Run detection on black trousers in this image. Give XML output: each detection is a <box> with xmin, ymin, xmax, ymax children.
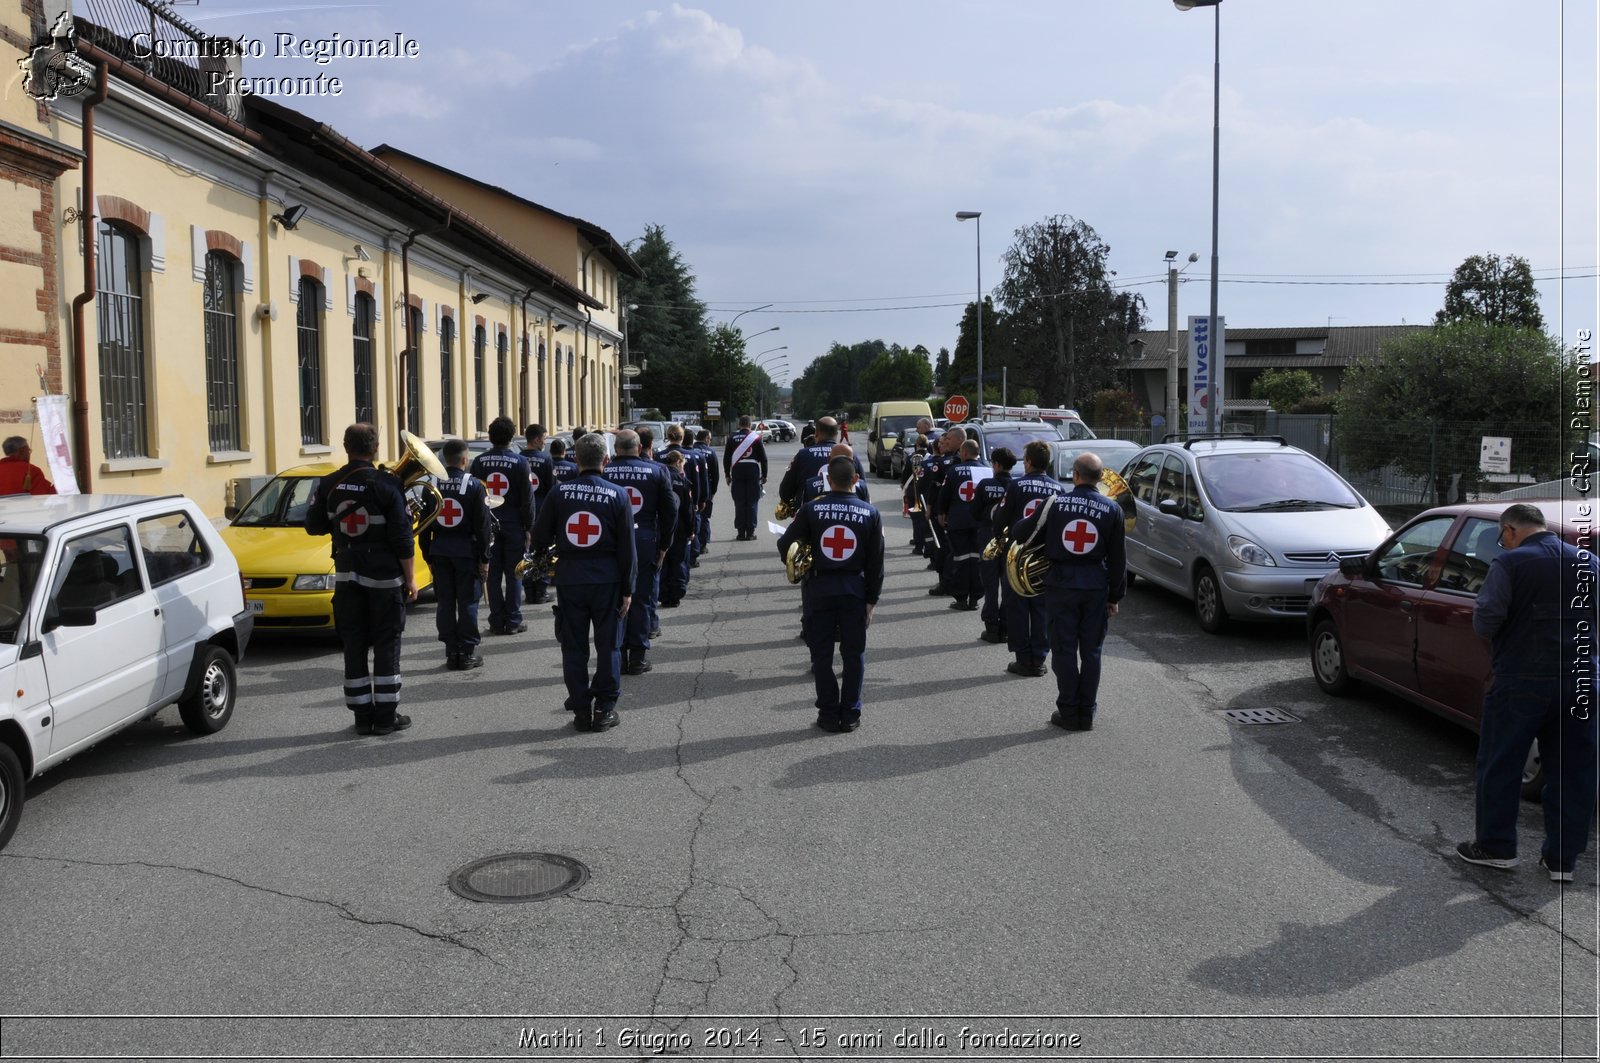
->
<box><xmin>333</xmin><ymin>582</ymin><xmax>406</xmax><ymax>724</ymax></box>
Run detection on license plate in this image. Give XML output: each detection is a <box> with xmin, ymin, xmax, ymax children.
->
<box><xmin>248</xmin><ymin>600</ymin><xmax>266</xmax><ymax>615</ymax></box>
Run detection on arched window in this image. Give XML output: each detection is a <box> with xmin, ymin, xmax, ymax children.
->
<box><xmin>439</xmin><ymin>314</ymin><xmax>455</xmax><ymax>434</ymax></box>
<box><xmin>497</xmin><ymin>327</ymin><xmax>508</xmax><ymax>418</ymax></box>
<box><xmin>202</xmin><ymin>250</ymin><xmax>241</xmax><ymax>453</ymax></box>
<box><xmin>352</xmin><ymin>291</ymin><xmax>375</xmax><ymax>425</ymax></box>
<box><xmin>297</xmin><ymin>277</ymin><xmax>324</xmax><ymax>445</ymax></box>
<box><xmin>474</xmin><ymin>324</ymin><xmax>487</xmax><ymax>433</ymax></box>
<box><xmin>97</xmin><ymin>222</ymin><xmax>148</xmax><ymax>458</ymax></box>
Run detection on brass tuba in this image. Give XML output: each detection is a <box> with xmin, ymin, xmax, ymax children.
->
<box><xmin>515</xmin><ymin>547</ymin><xmax>556</xmax><ymax>582</ymax></box>
<box><xmin>784</xmin><ymin>541</ymin><xmax>813</xmax><ymax>584</ymax></box>
<box><xmin>384</xmin><ymin>430</ymin><xmax>448</xmax><ymax>532</ymax></box>
<box><xmin>1100</xmin><ymin>467</ymin><xmax>1137</xmax><ymax>535</ymax></box>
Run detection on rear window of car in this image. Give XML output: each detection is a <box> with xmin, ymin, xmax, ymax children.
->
<box><xmin>137</xmin><ymin>511</ymin><xmax>212</xmax><ymax>586</ymax></box>
<box><xmin>982</xmin><ymin>428</ymin><xmax>1061</xmax><ymax>457</ymax></box>
<box><xmin>1196</xmin><ymin>451</ymin><xmax>1363</xmax><ymax>511</ymax></box>
<box><xmin>878</xmin><ymin>416</ymin><xmax>922</xmax><ymax>439</ymax></box>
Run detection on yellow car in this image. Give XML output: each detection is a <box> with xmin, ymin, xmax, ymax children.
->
<box><xmin>219</xmin><ymin>463</ymin><xmax>433</xmax><ymax>633</ymax></box>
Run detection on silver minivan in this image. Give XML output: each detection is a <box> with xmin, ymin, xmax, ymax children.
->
<box><xmin>1123</xmin><ymin>437</ymin><xmax>1390</xmax><ymax>632</ymax></box>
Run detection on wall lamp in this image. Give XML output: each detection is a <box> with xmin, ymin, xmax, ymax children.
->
<box><xmin>470</xmin><ymin>292</ymin><xmax>491</xmax><ymax>305</ymax></box>
<box><xmin>272</xmin><ymin>204</ymin><xmax>308</xmax><ymax>231</ymax></box>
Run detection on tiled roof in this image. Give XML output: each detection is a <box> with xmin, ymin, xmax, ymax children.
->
<box><xmin>1124</xmin><ymin>324</ymin><xmax>1430</xmax><ymax>370</ymax></box>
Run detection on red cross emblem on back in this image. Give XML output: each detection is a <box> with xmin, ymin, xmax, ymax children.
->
<box><xmin>566</xmin><ymin>511</ymin><xmax>602</xmax><ymax>547</ymax></box>
<box><xmin>529</xmin><ymin>472</ymin><xmax>541</xmax><ymax>492</ymax></box>
<box><xmin>485</xmin><ymin>472</ymin><xmax>511</xmax><ymax>497</ymax></box>
<box><xmin>958</xmin><ymin>480</ymin><xmax>977</xmax><ymax>503</ymax></box>
<box><xmin>437</xmin><ymin>498</ymin><xmax>464</xmax><ymax>528</ymax></box>
<box><xmin>337</xmin><ymin>503</ymin><xmax>368</xmax><ymax>538</ymax></box>
<box><xmin>1023</xmin><ymin>498</ymin><xmax>1043</xmax><ymax>519</ymax></box>
<box><xmin>626</xmin><ymin>486</ymin><xmax>643</xmax><ymax>513</ymax></box>
<box><xmin>1062</xmin><ymin>519</ymin><xmax>1099</xmax><ymax>555</ymax></box>
<box><xmin>820</xmin><ymin>524</ymin><xmax>858</xmax><ymax>561</ymax></box>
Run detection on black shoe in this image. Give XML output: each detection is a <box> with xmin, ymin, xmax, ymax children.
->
<box><xmin>927</xmin><ymin>585</ymin><xmax>948</xmax><ymax>596</ymax></box>
<box><xmin>690</xmin><ymin>558</ymin><xmax>700</xmax><ymax>568</ymax></box>
<box><xmin>1456</xmin><ymin>841</ymin><xmax>1519</xmax><ymax>870</ymax></box>
<box><xmin>574</xmin><ymin>705</ymin><xmax>594</xmax><ymax>731</ymax></box>
<box><xmin>353</xmin><ymin>718</ymin><xmax>375</xmax><ymax>736</ymax></box>
<box><xmin>622</xmin><ymin>656</ymin><xmax>653</xmax><ymax>676</ymax></box>
<box><xmin>445</xmin><ymin>655</ymin><xmax>462</xmax><ymax>671</ymax></box>
<box><xmin>925</xmin><ymin>562</ymin><xmax>940</xmax><ymax>571</ymax></box>
<box><xmin>590</xmin><ymin>707</ymin><xmax>620</xmax><ymax>732</ymax></box>
<box><xmin>948</xmin><ymin>598</ymin><xmax>978</xmax><ymax>611</ymax></box>
<box><xmin>529</xmin><ymin>592</ymin><xmax>550</xmax><ymax>605</ymax></box>
<box><xmin>460</xmin><ymin>652</ymin><xmax>483</xmax><ymax>670</ymax></box>
<box><xmin>1050</xmin><ymin>710</ymin><xmax>1092</xmax><ymax>731</ymax></box>
<box><xmin>649</xmin><ymin>627</ymin><xmax>663</xmax><ymax>638</ymax></box>
<box><xmin>508</xmin><ymin>622</ymin><xmax>527</xmax><ymax>634</ymax></box>
<box><xmin>371</xmin><ymin>714</ymin><xmax>412</xmax><ymax>736</ymax></box>
<box><xmin>1006</xmin><ymin>660</ymin><xmax>1047</xmax><ymax>678</ymax></box>
<box><xmin>980</xmin><ymin>625</ymin><xmax>1006</xmax><ymax>644</ymax></box>
<box><xmin>1539</xmin><ymin>855</ymin><xmax>1575</xmax><ymax>883</ymax></box>
<box><xmin>662</xmin><ymin>599</ymin><xmax>680</xmax><ymax>608</ymax></box>
<box><xmin>816</xmin><ymin>715</ymin><xmax>858</xmax><ymax>733</ymax></box>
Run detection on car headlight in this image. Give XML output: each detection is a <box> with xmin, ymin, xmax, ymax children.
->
<box><xmin>1227</xmin><ymin>535</ymin><xmax>1277</xmax><ymax>567</ymax></box>
<box><xmin>292</xmin><ymin>574</ymin><xmax>336</xmax><ymax>591</ymax></box>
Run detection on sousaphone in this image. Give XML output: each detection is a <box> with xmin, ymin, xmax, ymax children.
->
<box><xmin>384</xmin><ymin>430</ymin><xmax>448</xmax><ymax>532</ymax></box>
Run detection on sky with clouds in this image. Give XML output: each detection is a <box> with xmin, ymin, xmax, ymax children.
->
<box><xmin>198</xmin><ymin>0</ymin><xmax>1598</xmax><ymax>387</ymax></box>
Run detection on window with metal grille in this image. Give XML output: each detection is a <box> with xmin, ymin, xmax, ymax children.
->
<box><xmin>439</xmin><ymin>314</ymin><xmax>455</xmax><ymax>434</ymax></box>
<box><xmin>474</xmin><ymin>324</ymin><xmax>486</xmax><ymax>433</ymax></box>
<box><xmin>202</xmin><ymin>250</ymin><xmax>241</xmax><ymax>453</ymax></box>
<box><xmin>405</xmin><ymin>306</ymin><xmax>422</xmax><ymax>435</ymax></box>
<box><xmin>353</xmin><ymin>291</ymin><xmax>375</xmax><ymax>425</ymax></box>
<box><xmin>497</xmin><ymin>328</ymin><xmax>508</xmax><ymax>418</ymax></box>
<box><xmin>297</xmin><ymin>277</ymin><xmax>324</xmax><ymax>445</ymax></box>
<box><xmin>96</xmin><ymin>222</ymin><xmax>148</xmax><ymax>459</ymax></box>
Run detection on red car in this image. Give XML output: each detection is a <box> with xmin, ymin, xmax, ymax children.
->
<box><xmin>1307</xmin><ymin>499</ymin><xmax>1592</xmax><ymax>791</ymax></box>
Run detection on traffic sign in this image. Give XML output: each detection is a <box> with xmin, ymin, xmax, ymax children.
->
<box><xmin>706</xmin><ymin>400</ymin><xmax>722</xmax><ymax>411</ymax></box>
<box><xmin>622</xmin><ymin>383</ymin><xmax>643</xmax><ymax>390</ymax></box>
<box><xmin>944</xmin><ymin>394</ymin><xmax>970</xmax><ymax>423</ymax></box>
<box><xmin>621</xmin><ymin>364</ymin><xmax>642</xmax><ymax>378</ymax></box>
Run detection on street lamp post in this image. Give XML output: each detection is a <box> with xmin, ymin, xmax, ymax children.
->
<box><xmin>1175</xmin><ymin>0</ymin><xmax>1223</xmax><ymax>436</ymax></box>
<box><xmin>956</xmin><ymin>211</ymin><xmax>982</xmax><ymax>412</ymax></box>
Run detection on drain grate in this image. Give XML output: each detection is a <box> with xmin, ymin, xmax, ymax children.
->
<box><xmin>448</xmin><ymin>853</ymin><xmax>589</xmax><ymax>903</ymax></box>
<box><xmin>1223</xmin><ymin>707</ymin><xmax>1300</xmax><ymax>725</ymax></box>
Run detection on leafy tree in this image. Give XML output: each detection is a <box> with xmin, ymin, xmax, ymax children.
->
<box><xmin>946</xmin><ymin>297</ymin><xmax>1003</xmax><ymax>400</ymax></box>
<box><xmin>1251</xmin><ymin>368</ymin><xmax>1320</xmax><ymax>412</ymax></box>
<box><xmin>859</xmin><ymin>346</ymin><xmax>934</xmax><ymax>405</ymax></box>
<box><xmin>791</xmin><ymin>339</ymin><xmax>888</xmax><ymax>417</ymax></box>
<box><xmin>1083</xmin><ymin>388</ymin><xmax>1141</xmax><ymax>428</ymax></box>
<box><xmin>1435</xmin><ymin>253</ymin><xmax>1543</xmax><ymax>330</ymax></box>
<box><xmin>993</xmin><ymin>216</ymin><xmax>1146</xmax><ymax>407</ymax></box>
<box><xmin>934</xmin><ymin>347</ymin><xmax>951</xmax><ymax>392</ymax></box>
<box><xmin>620</xmin><ymin>225</ymin><xmax>711</xmax><ymax>415</ymax></box>
<box><xmin>1335</xmin><ymin>321</ymin><xmax>1571</xmax><ymax>504</ymax></box>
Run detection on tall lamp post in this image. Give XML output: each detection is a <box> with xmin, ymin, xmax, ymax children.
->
<box><xmin>755</xmin><ymin>348</ymin><xmax>788</xmax><ymax>419</ymax></box>
<box><xmin>725</xmin><ymin>305</ymin><xmax>773</xmax><ymax>427</ymax></box>
<box><xmin>956</xmin><ymin>211</ymin><xmax>983</xmax><ymax>412</ymax></box>
<box><xmin>1175</xmin><ymin>0</ymin><xmax>1222</xmax><ymax>436</ymax></box>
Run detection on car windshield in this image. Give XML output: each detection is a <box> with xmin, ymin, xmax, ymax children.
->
<box><xmin>983</xmin><ymin>428</ymin><xmax>1062</xmax><ymax>456</ymax></box>
<box><xmin>878</xmin><ymin>416</ymin><xmax>922</xmax><ymax>439</ymax></box>
<box><xmin>233</xmin><ymin>475</ymin><xmax>322</xmax><ymax>527</ymax></box>
<box><xmin>0</xmin><ymin>535</ymin><xmax>47</xmax><ymax>644</ymax></box>
<box><xmin>1196</xmin><ymin>452</ymin><xmax>1363</xmax><ymax>511</ymax></box>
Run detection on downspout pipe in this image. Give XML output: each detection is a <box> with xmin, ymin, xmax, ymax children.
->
<box><xmin>517</xmin><ymin>288</ymin><xmax>535</xmax><ymax>428</ymax></box>
<box><xmin>399</xmin><ymin>214</ymin><xmax>452</xmax><ymax>438</ymax></box>
<box><xmin>69</xmin><ymin>62</ymin><xmax>110</xmax><ymax>494</ymax></box>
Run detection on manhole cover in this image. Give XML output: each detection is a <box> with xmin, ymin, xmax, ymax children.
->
<box><xmin>448</xmin><ymin>853</ymin><xmax>588</xmax><ymax>903</ymax></box>
<box><xmin>1223</xmin><ymin>707</ymin><xmax>1300</xmax><ymax>725</ymax></box>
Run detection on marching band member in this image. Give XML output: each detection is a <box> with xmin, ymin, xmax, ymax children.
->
<box><xmin>603</xmin><ymin>430</ymin><xmax>679</xmax><ymax>675</ymax></box>
<box><xmin>997</xmin><ymin>440</ymin><xmax>1068</xmax><ymax>678</ymax></box>
<box><xmin>723</xmin><ymin>415</ymin><xmax>769</xmax><ymax>540</ymax></box>
<box><xmin>419</xmin><ymin>439</ymin><xmax>491</xmax><ymax>670</ymax></box>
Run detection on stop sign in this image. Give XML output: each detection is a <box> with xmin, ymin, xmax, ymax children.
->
<box><xmin>944</xmin><ymin>394</ymin><xmax>970</xmax><ymax>423</ymax></box>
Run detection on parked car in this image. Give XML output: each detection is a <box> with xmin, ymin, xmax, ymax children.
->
<box><xmin>0</xmin><ymin>494</ymin><xmax>253</xmax><ymax>850</ymax></box>
<box><xmin>769</xmin><ymin>420</ymin><xmax>797</xmax><ymax>442</ymax></box>
<box><xmin>1123</xmin><ymin>436</ymin><xmax>1391</xmax><ymax>632</ymax></box>
<box><xmin>1307</xmin><ymin>499</ymin><xmax>1590</xmax><ymax>799</ymax></box>
<box><xmin>1054</xmin><ymin>439</ymin><xmax>1143</xmax><ymax>481</ymax></box>
<box><xmin>425</xmin><ymin>436</ymin><xmax>493</xmax><ymax>466</ymax></box>
<box><xmin>220</xmin><ymin>464</ymin><xmax>435</xmax><ymax>632</ymax></box>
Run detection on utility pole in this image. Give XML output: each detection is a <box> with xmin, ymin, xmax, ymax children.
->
<box><xmin>1166</xmin><ymin>259</ymin><xmax>1180</xmax><ymax>435</ymax></box>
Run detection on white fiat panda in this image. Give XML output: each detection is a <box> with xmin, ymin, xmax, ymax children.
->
<box><xmin>0</xmin><ymin>494</ymin><xmax>253</xmax><ymax>850</ymax></box>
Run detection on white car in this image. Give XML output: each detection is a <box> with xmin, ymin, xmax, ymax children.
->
<box><xmin>0</xmin><ymin>494</ymin><xmax>253</xmax><ymax>850</ymax></box>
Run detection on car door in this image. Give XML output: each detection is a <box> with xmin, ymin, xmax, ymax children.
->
<box><xmin>1412</xmin><ymin>516</ymin><xmax>1499</xmax><ymax>727</ymax></box>
<box><xmin>135</xmin><ymin>510</ymin><xmax>217</xmax><ymax>704</ymax></box>
<box><xmin>1124</xmin><ymin>453</ymin><xmax>1163</xmax><ymax>579</ymax></box>
<box><xmin>1340</xmin><ymin>515</ymin><xmax>1457</xmax><ymax>695</ymax></box>
<box><xmin>1140</xmin><ymin>454</ymin><xmax>1194</xmax><ymax>579</ymax></box>
<box><xmin>43</xmin><ymin>523</ymin><xmax>166</xmax><ymax>756</ymax></box>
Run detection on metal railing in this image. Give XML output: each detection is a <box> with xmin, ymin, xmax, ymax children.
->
<box><xmin>78</xmin><ymin>0</ymin><xmax>234</xmax><ymax>111</ymax></box>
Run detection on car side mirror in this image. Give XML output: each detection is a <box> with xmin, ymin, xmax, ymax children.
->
<box><xmin>224</xmin><ymin>505</ymin><xmax>238</xmax><ymax>520</ymax></box>
<box><xmin>867</xmin><ymin>431</ymin><xmax>878</xmax><ymax>443</ymax></box>
<box><xmin>1158</xmin><ymin>498</ymin><xmax>1182</xmax><ymax>516</ymax></box>
<box><xmin>44</xmin><ymin>605</ymin><xmax>97</xmax><ymax>632</ymax></box>
<box><xmin>1339</xmin><ymin>555</ymin><xmax>1369</xmax><ymax>579</ymax></box>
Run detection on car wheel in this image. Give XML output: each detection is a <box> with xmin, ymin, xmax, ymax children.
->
<box><xmin>1310</xmin><ymin>619</ymin><xmax>1352</xmax><ymax>695</ymax></box>
<box><xmin>1194</xmin><ymin>564</ymin><xmax>1229</xmax><ymax>633</ymax></box>
<box><xmin>1522</xmin><ymin>741</ymin><xmax>1544</xmax><ymax>802</ymax></box>
<box><xmin>178</xmin><ymin>645</ymin><xmax>237</xmax><ymax>735</ymax></box>
<box><xmin>0</xmin><ymin>742</ymin><xmax>23</xmax><ymax>851</ymax></box>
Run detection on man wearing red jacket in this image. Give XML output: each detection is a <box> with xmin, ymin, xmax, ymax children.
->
<box><xmin>0</xmin><ymin>437</ymin><xmax>55</xmax><ymax>496</ymax></box>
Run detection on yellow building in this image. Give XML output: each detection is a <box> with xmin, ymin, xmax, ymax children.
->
<box><xmin>2</xmin><ymin>0</ymin><xmax>634</xmax><ymax>517</ymax></box>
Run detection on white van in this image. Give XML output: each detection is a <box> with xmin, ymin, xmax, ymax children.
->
<box><xmin>866</xmin><ymin>400</ymin><xmax>934</xmax><ymax>478</ymax></box>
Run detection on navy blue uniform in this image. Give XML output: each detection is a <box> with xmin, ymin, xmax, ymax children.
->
<box><xmin>662</xmin><ymin>442</ymin><xmax>705</xmax><ymax>565</ymax></box>
<box><xmin>530</xmin><ymin>472</ymin><xmax>638</xmax><ymax>722</ymax></box>
<box><xmin>1000</xmin><ymin>470</ymin><xmax>1069</xmax><ymax>668</ymax></box>
<box><xmin>723</xmin><ymin>429</ymin><xmax>769</xmax><ymax>537</ymax></box>
<box><xmin>603</xmin><ymin>455</ymin><xmax>680</xmax><ymax>664</ymax></box>
<box><xmin>920</xmin><ymin>450</ymin><xmax>957</xmax><ymax>579</ymax></box>
<box><xmin>1023</xmin><ymin>483</ymin><xmax>1127</xmax><ymax>725</ymax></box>
<box><xmin>659</xmin><ymin>467</ymin><xmax>695</xmax><ymax>606</ymax></box>
<box><xmin>976</xmin><ymin>470</ymin><xmax>1011</xmax><ymax>633</ymax></box>
<box><xmin>470</xmin><ymin>446</ymin><xmax>534</xmax><ymax>632</ymax></box>
<box><xmin>419</xmin><ymin>467</ymin><xmax>491</xmax><ymax>663</ymax></box>
<box><xmin>306</xmin><ymin>460</ymin><xmax>414</xmax><ymax>728</ymax></box>
<box><xmin>696</xmin><ymin>439</ymin><xmax>719</xmax><ymax>551</ymax></box>
<box><xmin>552</xmin><ymin>456</ymin><xmax>579</xmax><ymax>483</ymax></box>
<box><xmin>779</xmin><ymin>442</ymin><xmax>863</xmax><ymax>509</ymax></box>
<box><xmin>905</xmin><ymin>454</ymin><xmax>930</xmax><ymax>553</ymax></box>
<box><xmin>805</xmin><ymin>472</ymin><xmax>869</xmax><ymax>503</ymax></box>
<box><xmin>938</xmin><ymin>459</ymin><xmax>989</xmax><ymax>607</ymax></box>
<box><xmin>520</xmin><ymin>446</ymin><xmax>557</xmax><ymax>603</ymax></box>
<box><xmin>777</xmin><ymin>491</ymin><xmax>885</xmax><ymax>730</ymax></box>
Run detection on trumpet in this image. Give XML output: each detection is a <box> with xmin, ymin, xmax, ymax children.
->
<box><xmin>384</xmin><ymin>429</ymin><xmax>448</xmax><ymax>532</ymax></box>
<box><xmin>784</xmin><ymin>541</ymin><xmax>814</xmax><ymax>584</ymax></box>
<box><xmin>515</xmin><ymin>547</ymin><xmax>556</xmax><ymax>582</ymax></box>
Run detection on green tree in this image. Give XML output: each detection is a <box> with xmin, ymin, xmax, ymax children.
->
<box><xmin>859</xmin><ymin>346</ymin><xmax>934</xmax><ymax>405</ymax></box>
<box><xmin>946</xmin><ymin>297</ymin><xmax>1002</xmax><ymax>401</ymax></box>
<box><xmin>934</xmin><ymin>347</ymin><xmax>951</xmax><ymax>392</ymax></box>
<box><xmin>993</xmin><ymin>216</ymin><xmax>1146</xmax><ymax>407</ymax></box>
<box><xmin>620</xmin><ymin>225</ymin><xmax>710</xmax><ymax>415</ymax></box>
<box><xmin>1335</xmin><ymin>322</ymin><xmax>1571</xmax><ymax>504</ymax></box>
<box><xmin>791</xmin><ymin>339</ymin><xmax>892</xmax><ymax>417</ymax></box>
<box><xmin>1084</xmin><ymin>388</ymin><xmax>1140</xmax><ymax>428</ymax></box>
<box><xmin>1435</xmin><ymin>253</ymin><xmax>1543</xmax><ymax>330</ymax></box>
<box><xmin>1251</xmin><ymin>368</ymin><xmax>1320</xmax><ymax>412</ymax></box>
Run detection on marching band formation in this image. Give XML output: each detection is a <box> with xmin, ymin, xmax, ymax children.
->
<box><xmin>310</xmin><ymin>413</ymin><xmax>1128</xmax><ymax>737</ymax></box>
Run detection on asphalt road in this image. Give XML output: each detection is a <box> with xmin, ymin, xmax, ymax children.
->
<box><xmin>1</xmin><ymin>441</ymin><xmax>1594</xmax><ymax>1062</ymax></box>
